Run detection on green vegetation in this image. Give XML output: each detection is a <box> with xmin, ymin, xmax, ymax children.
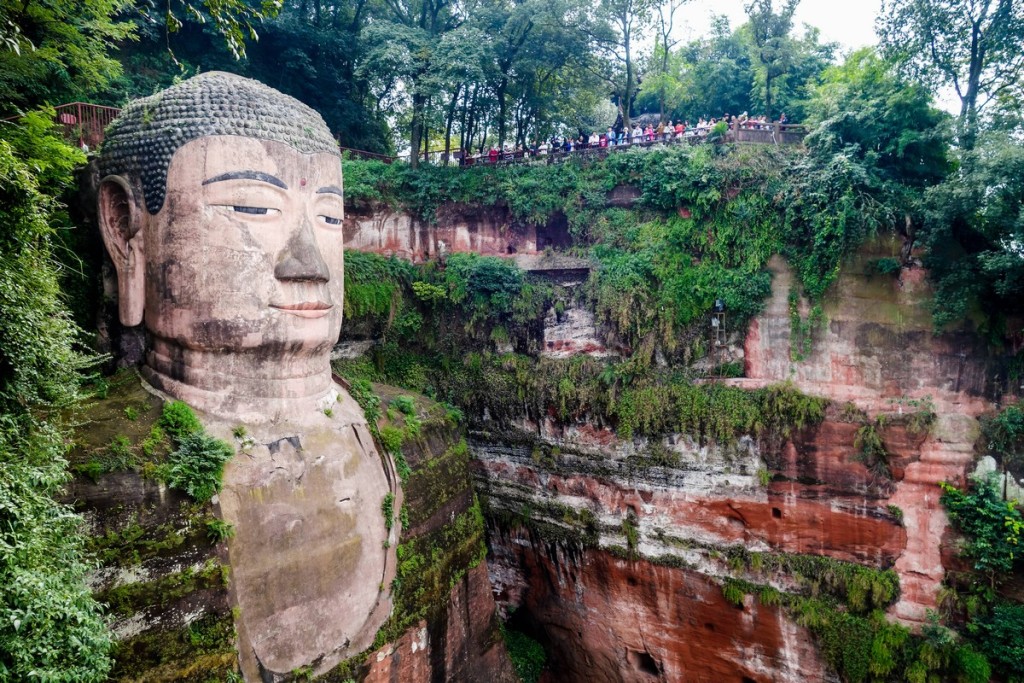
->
<box><xmin>159</xmin><ymin>400</ymin><xmax>205</xmax><ymax>441</ymax></box>
<box><xmin>0</xmin><ymin>109</ymin><xmax>110</xmax><ymax>678</ymax></box>
<box><xmin>382</xmin><ymin>492</ymin><xmax>395</xmax><ymax>533</ymax></box>
<box><xmin>941</xmin><ymin>475</ymin><xmax>1023</xmax><ymax>584</ymax></box>
<box><xmin>339</xmin><ymin>324</ymin><xmax>827</xmax><ymax>448</ymax></box>
<box><xmin>205</xmin><ymin>518</ymin><xmax>236</xmax><ymax>543</ymax></box>
<box><xmin>981</xmin><ymin>399</ymin><xmax>1024</xmax><ymax>486</ymax></box>
<box><xmin>854</xmin><ymin>424</ymin><xmax>891</xmax><ymax>479</ymax></box>
<box><xmin>100</xmin><ymin>558</ymin><xmax>228</xmax><ymax>617</ymax></box>
<box><xmin>970</xmin><ymin>602</ymin><xmax>1024</xmax><ymax>680</ymax></box>
<box><xmin>939</xmin><ymin>474</ymin><xmax>1024</xmax><ymax>682</ymax></box>
<box><xmin>108</xmin><ymin>612</ymin><xmax>238</xmax><ymax>681</ymax></box>
<box><xmin>723</xmin><ymin>580</ymin><xmax>986</xmax><ymax>683</ymax></box>
<box><xmin>622</xmin><ymin>513</ymin><xmax>640</xmax><ymax>559</ymax></box>
<box><xmin>500</xmin><ymin>621</ymin><xmax>547</xmax><ymax>683</ymax></box>
<box><xmin>375</xmin><ymin>496</ymin><xmax>487</xmax><ymax>647</ymax></box>
<box><xmin>166</xmin><ymin>432</ymin><xmax>236</xmax><ymax>503</ymax></box>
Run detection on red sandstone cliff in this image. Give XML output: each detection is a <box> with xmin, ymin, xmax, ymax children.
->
<box><xmin>470</xmin><ymin>238</ymin><xmax>1004</xmax><ymax>681</ymax></box>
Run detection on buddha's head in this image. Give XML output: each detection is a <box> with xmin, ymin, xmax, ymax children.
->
<box><xmin>98</xmin><ymin>72</ymin><xmax>346</xmax><ymax>416</ymax></box>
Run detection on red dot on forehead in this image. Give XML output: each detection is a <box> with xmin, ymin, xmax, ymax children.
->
<box><xmin>300</xmin><ymin>178</ymin><xmax>307</xmax><ymax>187</ymax></box>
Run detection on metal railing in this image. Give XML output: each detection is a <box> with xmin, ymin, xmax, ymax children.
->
<box><xmin>410</xmin><ymin>121</ymin><xmax>808</xmax><ymax>168</ymax></box>
<box><xmin>53</xmin><ymin>102</ymin><xmax>121</xmax><ymax>150</ymax></box>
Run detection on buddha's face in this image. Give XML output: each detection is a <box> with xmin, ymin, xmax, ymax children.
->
<box><xmin>142</xmin><ymin>136</ymin><xmax>345</xmax><ymax>355</ymax></box>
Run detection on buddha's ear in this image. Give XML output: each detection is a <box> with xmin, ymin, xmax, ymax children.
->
<box><xmin>98</xmin><ymin>175</ymin><xmax>145</xmax><ymax>326</ymax></box>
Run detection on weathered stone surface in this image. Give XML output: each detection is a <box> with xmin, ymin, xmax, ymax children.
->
<box><xmin>489</xmin><ymin>527</ymin><xmax>832</xmax><ymax>683</ymax></box>
<box><xmin>731</xmin><ymin>244</ymin><xmax>1005</xmax><ymax>623</ymax></box>
<box><xmin>211</xmin><ymin>389</ymin><xmax>399</xmax><ymax>678</ymax></box>
<box><xmin>542</xmin><ymin>306</ymin><xmax>615</xmax><ymax>358</ymax></box>
<box><xmin>65</xmin><ymin>373</ymin><xmax>237</xmax><ymax>681</ymax></box>
<box><xmin>363</xmin><ymin>564</ymin><xmax>514</xmax><ymax>683</ymax></box>
<box><xmin>344</xmin><ymin>204</ymin><xmax>537</xmax><ymax>262</ymax></box>
<box><xmin>472</xmin><ymin>428</ymin><xmax>905</xmax><ymax>567</ymax></box>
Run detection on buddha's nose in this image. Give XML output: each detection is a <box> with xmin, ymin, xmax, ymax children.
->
<box><xmin>275</xmin><ymin>216</ymin><xmax>330</xmax><ymax>283</ymax></box>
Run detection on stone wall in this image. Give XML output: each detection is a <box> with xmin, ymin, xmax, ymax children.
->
<box><xmin>489</xmin><ymin>527</ymin><xmax>831</xmax><ymax>683</ymax></box>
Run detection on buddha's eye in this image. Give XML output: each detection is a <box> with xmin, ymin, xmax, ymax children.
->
<box><xmin>233</xmin><ymin>206</ymin><xmax>268</xmax><ymax>215</ymax></box>
<box><xmin>319</xmin><ymin>215</ymin><xmax>342</xmax><ymax>226</ymax></box>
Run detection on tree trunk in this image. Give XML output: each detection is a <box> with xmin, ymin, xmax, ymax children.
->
<box><xmin>459</xmin><ymin>85</ymin><xmax>472</xmax><ymax>151</ymax></box>
<box><xmin>444</xmin><ymin>84</ymin><xmax>461</xmax><ymax>166</ymax></box>
<box><xmin>497</xmin><ymin>84</ymin><xmax>508</xmax><ymax>149</ymax></box>
<box><xmin>409</xmin><ymin>93</ymin><xmax>425</xmax><ymax>169</ymax></box>
<box><xmin>623</xmin><ymin>22</ymin><xmax>633</xmax><ymax>131</ymax></box>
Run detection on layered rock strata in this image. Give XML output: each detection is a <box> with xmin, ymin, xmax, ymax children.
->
<box><xmin>735</xmin><ymin>248</ymin><xmax>1001</xmax><ymax>623</ymax></box>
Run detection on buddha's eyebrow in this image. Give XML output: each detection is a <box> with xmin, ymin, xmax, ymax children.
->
<box><xmin>202</xmin><ymin>171</ymin><xmax>288</xmax><ymax>189</ymax></box>
<box><xmin>316</xmin><ymin>185</ymin><xmax>344</xmax><ymax>198</ymax></box>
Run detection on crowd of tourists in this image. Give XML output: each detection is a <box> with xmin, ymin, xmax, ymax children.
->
<box><xmin>458</xmin><ymin>112</ymin><xmax>790</xmax><ymax>166</ymax></box>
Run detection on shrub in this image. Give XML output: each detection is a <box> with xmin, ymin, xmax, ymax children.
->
<box><xmin>940</xmin><ymin>474</ymin><xmax>1023</xmax><ymax>582</ymax></box>
<box><xmin>349</xmin><ymin>378</ymin><xmax>382</xmax><ymax>426</ymax></box>
<box><xmin>501</xmin><ymin>623</ymin><xmax>546</xmax><ymax>683</ymax></box>
<box><xmin>205</xmin><ymin>518</ymin><xmax>235</xmax><ymax>543</ymax></box>
<box><xmin>382</xmin><ymin>493</ymin><xmax>395</xmax><ymax>532</ymax></box>
<box><xmin>159</xmin><ymin>401</ymin><xmax>203</xmax><ymax>441</ymax></box>
<box><xmin>390</xmin><ymin>395</ymin><xmax>417</xmax><ymax>416</ymax></box>
<box><xmin>854</xmin><ymin>424</ymin><xmax>891</xmax><ymax>478</ymax></box>
<box><xmin>379</xmin><ymin>425</ymin><xmax>404</xmax><ymax>455</ymax></box>
<box><xmin>166</xmin><ymin>433</ymin><xmax>235</xmax><ymax>502</ymax></box>
<box><xmin>0</xmin><ymin>111</ymin><xmax>111</xmax><ymax>681</ymax></box>
<box><xmin>971</xmin><ymin>602</ymin><xmax>1024</xmax><ymax>679</ymax></box>
<box><xmin>412</xmin><ymin>281</ymin><xmax>447</xmax><ymax>303</ymax></box>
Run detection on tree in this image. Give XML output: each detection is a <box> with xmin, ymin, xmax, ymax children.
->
<box><xmin>779</xmin><ymin>49</ymin><xmax>950</xmax><ymax>303</ymax></box>
<box><xmin>878</xmin><ymin>0</ymin><xmax>1024</xmax><ymax>146</ymax></box>
<box><xmin>0</xmin><ymin>112</ymin><xmax>112</xmax><ymax>682</ymax></box>
<box><xmin>0</xmin><ymin>0</ymin><xmax>133</xmax><ymax>114</ymax></box>
<box><xmin>923</xmin><ymin>131</ymin><xmax>1024</xmax><ymax>331</ymax></box>
<box><xmin>650</xmin><ymin>0</ymin><xmax>689</xmax><ymax>122</ymax></box>
<box><xmin>941</xmin><ymin>475</ymin><xmax>1023</xmax><ymax>586</ymax></box>
<box><xmin>477</xmin><ymin>0</ymin><xmax>600</xmax><ymax>147</ymax></box>
<box><xmin>806</xmin><ymin>48</ymin><xmax>949</xmax><ymax>188</ymax></box>
<box><xmin>361</xmin><ymin>0</ymin><xmax>464</xmax><ymax>166</ymax></box>
<box><xmin>589</xmin><ymin>0</ymin><xmax>658</xmax><ymax>131</ymax></box>
<box><xmin>743</xmin><ymin>0</ymin><xmax>799</xmax><ymax>119</ymax></box>
<box><xmin>109</xmin><ymin>1</ymin><xmax>392</xmax><ymax>152</ymax></box>
<box><xmin>656</xmin><ymin>15</ymin><xmax>755</xmax><ymax>122</ymax></box>
<box><xmin>981</xmin><ymin>400</ymin><xmax>1024</xmax><ymax>498</ymax></box>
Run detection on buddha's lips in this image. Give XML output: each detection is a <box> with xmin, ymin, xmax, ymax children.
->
<box><xmin>270</xmin><ymin>301</ymin><xmax>333</xmax><ymax>318</ymax></box>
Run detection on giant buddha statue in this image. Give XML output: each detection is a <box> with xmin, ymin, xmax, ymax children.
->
<box><xmin>97</xmin><ymin>72</ymin><xmax>399</xmax><ymax>679</ymax></box>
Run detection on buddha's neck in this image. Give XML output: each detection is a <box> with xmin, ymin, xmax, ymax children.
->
<box><xmin>142</xmin><ymin>338</ymin><xmax>337</xmax><ymax>424</ymax></box>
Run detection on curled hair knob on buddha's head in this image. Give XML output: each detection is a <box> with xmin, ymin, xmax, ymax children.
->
<box><xmin>99</xmin><ymin>71</ymin><xmax>339</xmax><ymax>215</ymax></box>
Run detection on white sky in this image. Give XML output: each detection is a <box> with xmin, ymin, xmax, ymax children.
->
<box><xmin>672</xmin><ymin>0</ymin><xmax>885</xmax><ymax>53</ymax></box>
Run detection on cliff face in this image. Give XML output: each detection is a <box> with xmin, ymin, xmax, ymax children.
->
<box><xmin>489</xmin><ymin>527</ymin><xmax>829</xmax><ymax>683</ymax></box>
<box><xmin>344</xmin><ymin>203</ymin><xmax>566</xmax><ymax>262</ymax></box>
<box><xmin>736</xmin><ymin>247</ymin><xmax>1000</xmax><ymax>623</ymax></box>
<box><xmin>473</xmin><ymin>412</ymin><xmax>913</xmax><ymax>682</ymax></box>
<box><xmin>463</xmin><ymin>237</ymin><xmax>1007</xmax><ymax>681</ymax></box>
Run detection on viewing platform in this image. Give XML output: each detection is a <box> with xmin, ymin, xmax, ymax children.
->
<box><xmin>30</xmin><ymin>103</ymin><xmax>806</xmax><ymax>165</ymax></box>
